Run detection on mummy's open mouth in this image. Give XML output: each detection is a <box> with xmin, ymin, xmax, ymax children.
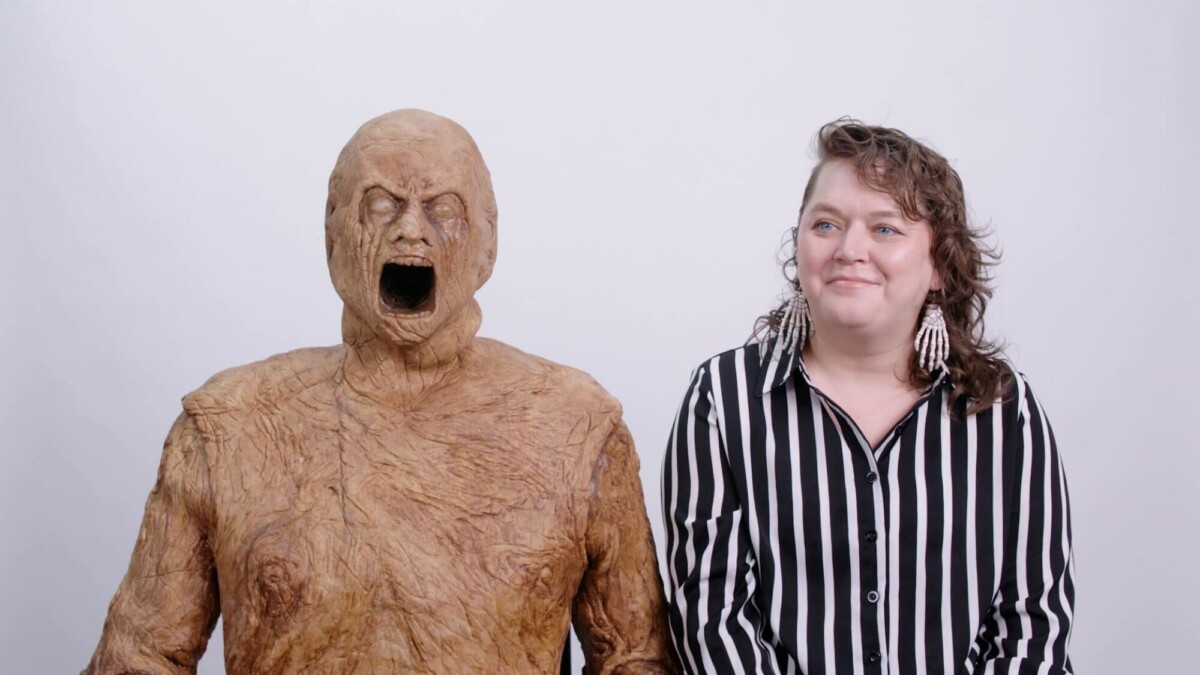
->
<box><xmin>380</xmin><ymin>262</ymin><xmax>435</xmax><ymax>313</ymax></box>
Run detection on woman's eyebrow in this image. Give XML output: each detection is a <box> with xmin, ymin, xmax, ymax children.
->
<box><xmin>806</xmin><ymin>202</ymin><xmax>842</xmax><ymax>217</ymax></box>
<box><xmin>808</xmin><ymin>203</ymin><xmax>902</xmax><ymax>220</ymax></box>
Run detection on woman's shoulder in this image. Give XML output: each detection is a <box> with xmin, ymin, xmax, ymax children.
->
<box><xmin>1008</xmin><ymin>367</ymin><xmax>1055</xmax><ymax>423</ymax></box>
<box><xmin>987</xmin><ymin>361</ymin><xmax>1040</xmax><ymax>407</ymax></box>
<box><xmin>965</xmin><ymin>361</ymin><xmax>1056</xmax><ymax>436</ymax></box>
<box><xmin>686</xmin><ymin>340</ymin><xmax>773</xmax><ymax>376</ymax></box>
<box><xmin>677</xmin><ymin>339</ymin><xmax>784</xmax><ymax>397</ymax></box>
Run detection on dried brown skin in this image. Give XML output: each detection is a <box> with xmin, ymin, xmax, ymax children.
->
<box><xmin>85</xmin><ymin>110</ymin><xmax>675</xmax><ymax>675</ymax></box>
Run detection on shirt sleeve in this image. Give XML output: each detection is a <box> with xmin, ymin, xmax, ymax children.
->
<box><xmin>971</xmin><ymin>375</ymin><xmax>1075</xmax><ymax>674</ymax></box>
<box><xmin>84</xmin><ymin>411</ymin><xmax>221</xmax><ymax>675</ymax></box>
<box><xmin>662</xmin><ymin>364</ymin><xmax>781</xmax><ymax>675</ymax></box>
<box><xmin>574</xmin><ymin>418</ymin><xmax>678</xmax><ymax>674</ymax></box>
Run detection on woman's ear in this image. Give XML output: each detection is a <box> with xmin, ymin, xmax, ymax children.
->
<box><xmin>928</xmin><ymin>252</ymin><xmax>945</xmax><ymax>292</ymax></box>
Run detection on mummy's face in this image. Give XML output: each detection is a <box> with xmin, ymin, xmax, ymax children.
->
<box><xmin>325</xmin><ymin>110</ymin><xmax>497</xmax><ymax>346</ymax></box>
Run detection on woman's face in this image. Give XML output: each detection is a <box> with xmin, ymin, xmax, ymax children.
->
<box><xmin>795</xmin><ymin>159</ymin><xmax>940</xmax><ymax>347</ymax></box>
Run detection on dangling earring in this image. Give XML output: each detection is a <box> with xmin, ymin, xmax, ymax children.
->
<box><xmin>914</xmin><ymin>303</ymin><xmax>949</xmax><ymax>372</ymax></box>
<box><xmin>775</xmin><ymin>285</ymin><xmax>813</xmax><ymax>356</ymax></box>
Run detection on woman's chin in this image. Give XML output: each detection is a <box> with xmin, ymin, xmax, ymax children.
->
<box><xmin>816</xmin><ymin>309</ymin><xmax>881</xmax><ymax>334</ymax></box>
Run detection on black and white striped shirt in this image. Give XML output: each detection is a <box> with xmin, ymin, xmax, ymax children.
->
<box><xmin>662</xmin><ymin>341</ymin><xmax>1074</xmax><ymax>675</ymax></box>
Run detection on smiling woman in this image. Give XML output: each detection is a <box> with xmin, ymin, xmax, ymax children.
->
<box><xmin>760</xmin><ymin>121</ymin><xmax>1010</xmax><ymax>418</ymax></box>
<box><xmin>662</xmin><ymin>120</ymin><xmax>1074</xmax><ymax>675</ymax></box>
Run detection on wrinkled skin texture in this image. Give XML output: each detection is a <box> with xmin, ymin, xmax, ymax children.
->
<box><xmin>85</xmin><ymin>110</ymin><xmax>675</xmax><ymax>675</ymax></box>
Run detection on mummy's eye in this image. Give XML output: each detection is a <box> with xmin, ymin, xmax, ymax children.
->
<box><xmin>362</xmin><ymin>187</ymin><xmax>401</xmax><ymax>225</ymax></box>
<box><xmin>424</xmin><ymin>193</ymin><xmax>465</xmax><ymax>229</ymax></box>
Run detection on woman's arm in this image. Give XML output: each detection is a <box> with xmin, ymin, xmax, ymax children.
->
<box><xmin>662</xmin><ymin>363</ymin><xmax>781</xmax><ymax>675</ymax></box>
<box><xmin>972</xmin><ymin>376</ymin><xmax>1075</xmax><ymax>673</ymax></box>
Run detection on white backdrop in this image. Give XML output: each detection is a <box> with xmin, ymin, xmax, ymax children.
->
<box><xmin>2</xmin><ymin>1</ymin><xmax>1196</xmax><ymax>673</ymax></box>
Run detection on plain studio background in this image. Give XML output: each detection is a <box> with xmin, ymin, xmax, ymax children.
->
<box><xmin>2</xmin><ymin>1</ymin><xmax>1196</xmax><ymax>672</ymax></box>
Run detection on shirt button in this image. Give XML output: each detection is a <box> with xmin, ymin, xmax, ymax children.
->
<box><xmin>866</xmin><ymin>471</ymin><xmax>878</xmax><ymax>483</ymax></box>
<box><xmin>864</xmin><ymin>530</ymin><xmax>878</xmax><ymax>542</ymax></box>
<box><xmin>866</xmin><ymin>590</ymin><xmax>880</xmax><ymax>603</ymax></box>
<box><xmin>867</xmin><ymin>650</ymin><xmax>881</xmax><ymax>664</ymax></box>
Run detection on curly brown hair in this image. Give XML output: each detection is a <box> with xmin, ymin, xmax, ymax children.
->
<box><xmin>753</xmin><ymin>118</ymin><xmax>1012</xmax><ymax>414</ymax></box>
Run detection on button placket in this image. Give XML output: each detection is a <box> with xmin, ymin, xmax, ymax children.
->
<box><xmin>827</xmin><ymin>402</ymin><xmax>891</xmax><ymax>674</ymax></box>
<box><xmin>863</xmin><ymin>431</ymin><xmax>907</xmax><ymax>672</ymax></box>
<box><xmin>858</xmin><ymin>452</ymin><xmax>887</xmax><ymax>674</ymax></box>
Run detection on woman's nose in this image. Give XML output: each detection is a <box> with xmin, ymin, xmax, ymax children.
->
<box><xmin>834</xmin><ymin>224</ymin><xmax>868</xmax><ymax>263</ymax></box>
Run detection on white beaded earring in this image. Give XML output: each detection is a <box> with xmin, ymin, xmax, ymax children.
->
<box><xmin>914</xmin><ymin>303</ymin><xmax>949</xmax><ymax>372</ymax></box>
<box><xmin>776</xmin><ymin>286</ymin><xmax>814</xmax><ymax>355</ymax></box>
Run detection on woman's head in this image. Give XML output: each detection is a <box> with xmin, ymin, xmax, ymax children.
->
<box><xmin>759</xmin><ymin>118</ymin><xmax>1011</xmax><ymax>412</ymax></box>
<box><xmin>793</xmin><ymin>156</ymin><xmax>941</xmax><ymax>353</ymax></box>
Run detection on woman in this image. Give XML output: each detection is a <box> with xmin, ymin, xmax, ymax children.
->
<box><xmin>662</xmin><ymin>120</ymin><xmax>1074</xmax><ymax>674</ymax></box>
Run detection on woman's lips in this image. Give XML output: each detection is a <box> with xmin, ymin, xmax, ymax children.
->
<box><xmin>827</xmin><ymin>276</ymin><xmax>877</xmax><ymax>288</ymax></box>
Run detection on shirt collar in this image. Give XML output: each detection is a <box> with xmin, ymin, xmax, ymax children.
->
<box><xmin>755</xmin><ymin>337</ymin><xmax>806</xmax><ymax>396</ymax></box>
<box><xmin>755</xmin><ymin>337</ymin><xmax>949</xmax><ymax>397</ymax></box>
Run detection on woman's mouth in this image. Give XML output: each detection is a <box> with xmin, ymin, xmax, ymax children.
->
<box><xmin>828</xmin><ymin>277</ymin><xmax>876</xmax><ymax>288</ymax></box>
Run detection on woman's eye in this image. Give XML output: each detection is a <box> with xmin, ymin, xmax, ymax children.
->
<box><xmin>814</xmin><ymin>221</ymin><xmax>835</xmax><ymax>232</ymax></box>
<box><xmin>876</xmin><ymin>225</ymin><xmax>897</xmax><ymax>236</ymax></box>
